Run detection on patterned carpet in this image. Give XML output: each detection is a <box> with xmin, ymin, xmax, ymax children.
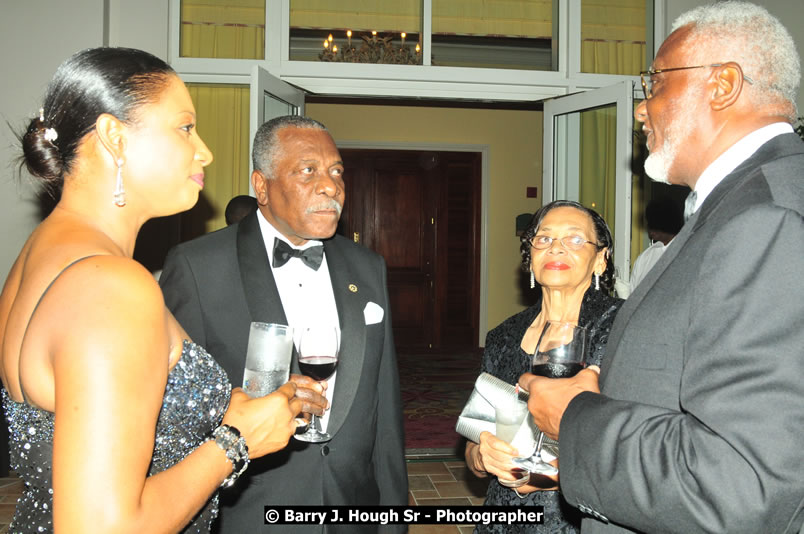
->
<box><xmin>398</xmin><ymin>351</ymin><xmax>482</xmax><ymax>454</ymax></box>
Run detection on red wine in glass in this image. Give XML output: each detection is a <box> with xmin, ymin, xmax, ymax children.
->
<box><xmin>532</xmin><ymin>361</ymin><xmax>584</xmax><ymax>378</ymax></box>
<box><xmin>294</xmin><ymin>325</ymin><xmax>340</xmax><ymax>443</ymax></box>
<box><xmin>513</xmin><ymin>322</ymin><xmax>588</xmax><ymax>475</ymax></box>
<box><xmin>299</xmin><ymin>356</ymin><xmax>338</xmax><ymax>381</ymax></box>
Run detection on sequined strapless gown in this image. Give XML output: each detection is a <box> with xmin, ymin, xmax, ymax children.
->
<box><xmin>2</xmin><ymin>341</ymin><xmax>231</xmax><ymax>534</ymax></box>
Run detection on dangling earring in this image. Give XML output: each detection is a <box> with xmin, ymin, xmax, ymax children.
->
<box><xmin>530</xmin><ymin>270</ymin><xmax>535</xmax><ymax>289</ymax></box>
<box><xmin>594</xmin><ymin>273</ymin><xmax>600</xmax><ymax>291</ymax></box>
<box><xmin>113</xmin><ymin>158</ymin><xmax>126</xmax><ymax>207</ymax></box>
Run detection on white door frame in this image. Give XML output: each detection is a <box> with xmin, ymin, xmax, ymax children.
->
<box><xmin>248</xmin><ymin>65</ymin><xmax>306</xmax><ymax>194</ymax></box>
<box><xmin>542</xmin><ymin>80</ymin><xmax>635</xmax><ymax>284</ymax></box>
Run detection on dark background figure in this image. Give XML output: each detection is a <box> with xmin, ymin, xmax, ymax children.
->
<box><xmin>625</xmin><ymin>196</ymin><xmax>684</xmax><ymax>296</ymax></box>
<box><xmin>523</xmin><ymin>3</ymin><xmax>804</xmax><ymax>533</ymax></box>
<box><xmin>159</xmin><ymin>115</ymin><xmax>407</xmax><ymax>533</ymax></box>
<box><xmin>224</xmin><ymin>194</ymin><xmax>257</xmax><ymax>226</ymax></box>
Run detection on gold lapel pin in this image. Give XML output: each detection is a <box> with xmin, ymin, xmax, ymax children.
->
<box><xmin>348</xmin><ymin>284</ymin><xmax>358</xmax><ymax>293</ymax></box>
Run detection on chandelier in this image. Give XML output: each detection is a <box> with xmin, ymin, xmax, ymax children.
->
<box><xmin>319</xmin><ymin>31</ymin><xmax>422</xmax><ymax>65</ymax></box>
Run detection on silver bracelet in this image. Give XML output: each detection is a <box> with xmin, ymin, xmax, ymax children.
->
<box><xmin>209</xmin><ymin>424</ymin><xmax>249</xmax><ymax>488</ymax></box>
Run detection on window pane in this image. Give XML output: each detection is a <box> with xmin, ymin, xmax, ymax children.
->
<box><xmin>578</xmin><ymin>105</ymin><xmax>617</xmax><ymax>235</ymax></box>
<box><xmin>289</xmin><ymin>1</ymin><xmax>423</xmax><ymax>64</ymax></box>
<box><xmin>432</xmin><ymin>0</ymin><xmax>556</xmax><ymax>70</ymax></box>
<box><xmin>180</xmin><ymin>0</ymin><xmax>265</xmax><ymax>60</ymax></box>
<box><xmin>581</xmin><ymin>0</ymin><xmax>649</xmax><ymax>75</ymax></box>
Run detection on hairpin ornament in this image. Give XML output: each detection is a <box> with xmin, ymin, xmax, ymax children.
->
<box><xmin>39</xmin><ymin>108</ymin><xmax>44</xmax><ymax>122</ymax></box>
<box><xmin>44</xmin><ymin>128</ymin><xmax>58</xmax><ymax>143</ymax></box>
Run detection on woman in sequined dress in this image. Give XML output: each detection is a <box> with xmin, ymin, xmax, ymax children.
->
<box><xmin>465</xmin><ymin>201</ymin><xmax>623</xmax><ymax>533</ymax></box>
<box><xmin>0</xmin><ymin>48</ymin><xmax>312</xmax><ymax>533</ymax></box>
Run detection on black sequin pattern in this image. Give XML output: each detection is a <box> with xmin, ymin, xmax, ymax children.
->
<box><xmin>2</xmin><ymin>340</ymin><xmax>231</xmax><ymax>533</ymax></box>
<box><xmin>474</xmin><ymin>288</ymin><xmax>623</xmax><ymax>534</ymax></box>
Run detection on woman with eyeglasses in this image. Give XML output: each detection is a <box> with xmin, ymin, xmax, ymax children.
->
<box><xmin>465</xmin><ymin>200</ymin><xmax>623</xmax><ymax>534</ymax></box>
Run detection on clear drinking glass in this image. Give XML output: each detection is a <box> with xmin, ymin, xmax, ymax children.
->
<box><xmin>514</xmin><ymin>322</ymin><xmax>587</xmax><ymax>475</ymax></box>
<box><xmin>242</xmin><ymin>322</ymin><xmax>294</xmax><ymax>397</ymax></box>
<box><xmin>294</xmin><ymin>325</ymin><xmax>340</xmax><ymax>443</ymax></box>
<box><xmin>494</xmin><ymin>395</ymin><xmax>533</xmax><ymax>488</ymax></box>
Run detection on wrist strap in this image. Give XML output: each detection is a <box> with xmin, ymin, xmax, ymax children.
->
<box><xmin>209</xmin><ymin>424</ymin><xmax>250</xmax><ymax>488</ymax></box>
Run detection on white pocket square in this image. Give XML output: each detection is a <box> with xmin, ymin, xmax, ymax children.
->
<box><xmin>363</xmin><ymin>301</ymin><xmax>384</xmax><ymax>325</ymax></box>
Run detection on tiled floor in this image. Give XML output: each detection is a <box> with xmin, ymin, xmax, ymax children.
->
<box><xmin>406</xmin><ymin>457</ymin><xmax>490</xmax><ymax>534</ymax></box>
<box><xmin>0</xmin><ymin>458</ymin><xmax>489</xmax><ymax>533</ymax></box>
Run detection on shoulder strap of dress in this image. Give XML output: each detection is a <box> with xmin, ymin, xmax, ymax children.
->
<box><xmin>19</xmin><ymin>255</ymin><xmax>101</xmax><ymax>404</ymax></box>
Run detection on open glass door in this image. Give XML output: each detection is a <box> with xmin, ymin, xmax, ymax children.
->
<box><xmin>249</xmin><ymin>66</ymin><xmax>306</xmax><ymax>192</ymax></box>
<box><xmin>543</xmin><ymin>81</ymin><xmax>635</xmax><ymax>289</ymax></box>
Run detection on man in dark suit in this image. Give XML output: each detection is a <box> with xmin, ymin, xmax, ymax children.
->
<box><xmin>522</xmin><ymin>3</ymin><xmax>804</xmax><ymax>533</ymax></box>
<box><xmin>160</xmin><ymin>115</ymin><xmax>407</xmax><ymax>533</ymax></box>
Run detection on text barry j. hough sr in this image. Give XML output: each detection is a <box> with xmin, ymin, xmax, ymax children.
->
<box><xmin>264</xmin><ymin>505</ymin><xmax>545</xmax><ymax>525</ymax></box>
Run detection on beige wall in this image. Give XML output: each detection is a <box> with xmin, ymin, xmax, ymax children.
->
<box><xmin>306</xmin><ymin>103</ymin><xmax>542</xmax><ymax>337</ymax></box>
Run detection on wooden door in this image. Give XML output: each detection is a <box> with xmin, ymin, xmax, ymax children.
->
<box><xmin>338</xmin><ymin>149</ymin><xmax>481</xmax><ymax>351</ymax></box>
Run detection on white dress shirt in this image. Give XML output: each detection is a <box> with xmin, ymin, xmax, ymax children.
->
<box><xmin>628</xmin><ymin>240</ymin><xmax>668</xmax><ymax>295</ymax></box>
<box><xmin>257</xmin><ymin>211</ymin><xmax>340</xmax><ymax>430</ymax></box>
<box><xmin>690</xmin><ymin>122</ymin><xmax>794</xmax><ymax>213</ymax></box>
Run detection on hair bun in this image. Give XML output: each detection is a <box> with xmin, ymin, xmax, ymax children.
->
<box><xmin>21</xmin><ymin>117</ymin><xmax>64</xmax><ymax>186</ymax></box>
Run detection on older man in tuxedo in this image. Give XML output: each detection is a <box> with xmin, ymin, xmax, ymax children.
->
<box><xmin>522</xmin><ymin>3</ymin><xmax>804</xmax><ymax>533</ymax></box>
<box><xmin>160</xmin><ymin>115</ymin><xmax>407</xmax><ymax>533</ymax></box>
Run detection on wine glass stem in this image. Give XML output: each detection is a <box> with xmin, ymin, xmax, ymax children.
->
<box><xmin>534</xmin><ymin>431</ymin><xmax>546</xmax><ymax>460</ymax></box>
<box><xmin>311</xmin><ymin>414</ymin><xmax>321</xmax><ymax>433</ymax></box>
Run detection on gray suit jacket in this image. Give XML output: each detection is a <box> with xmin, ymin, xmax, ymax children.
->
<box><xmin>159</xmin><ymin>212</ymin><xmax>407</xmax><ymax>533</ymax></box>
<box><xmin>558</xmin><ymin>133</ymin><xmax>804</xmax><ymax>534</ymax></box>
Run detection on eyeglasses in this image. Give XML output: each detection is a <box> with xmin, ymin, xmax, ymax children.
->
<box><xmin>639</xmin><ymin>63</ymin><xmax>754</xmax><ymax>99</ymax></box>
<box><xmin>530</xmin><ymin>235</ymin><xmax>601</xmax><ymax>251</ymax></box>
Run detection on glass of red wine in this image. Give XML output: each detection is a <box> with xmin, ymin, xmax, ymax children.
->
<box><xmin>294</xmin><ymin>325</ymin><xmax>340</xmax><ymax>443</ymax></box>
<box><xmin>514</xmin><ymin>322</ymin><xmax>587</xmax><ymax>475</ymax></box>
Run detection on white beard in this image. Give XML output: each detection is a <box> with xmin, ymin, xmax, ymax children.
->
<box><xmin>644</xmin><ymin>147</ymin><xmax>672</xmax><ymax>184</ymax></box>
<box><xmin>642</xmin><ymin>86</ymin><xmax>698</xmax><ymax>185</ymax></box>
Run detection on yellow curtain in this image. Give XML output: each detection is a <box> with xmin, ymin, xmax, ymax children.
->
<box><xmin>185</xmin><ymin>84</ymin><xmax>251</xmax><ymax>237</ymax></box>
<box><xmin>179</xmin><ymin>2</ymin><xmax>257</xmax><ymax>238</ymax></box>
<box><xmin>579</xmin><ymin>0</ymin><xmax>649</xmax><ymax>271</ymax></box>
<box><xmin>289</xmin><ymin>0</ymin><xmax>554</xmax><ymax>37</ymax></box>
<box><xmin>579</xmin><ymin>107</ymin><xmax>617</xmax><ymax>239</ymax></box>
<box><xmin>291</xmin><ymin>0</ymin><xmax>421</xmax><ymax>33</ymax></box>
<box><xmin>432</xmin><ymin>0</ymin><xmax>552</xmax><ymax>37</ymax></box>
<box><xmin>180</xmin><ymin>2</ymin><xmax>265</xmax><ymax>59</ymax></box>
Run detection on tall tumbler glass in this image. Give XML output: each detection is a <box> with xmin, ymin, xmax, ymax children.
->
<box><xmin>242</xmin><ymin>322</ymin><xmax>294</xmax><ymax>397</ymax></box>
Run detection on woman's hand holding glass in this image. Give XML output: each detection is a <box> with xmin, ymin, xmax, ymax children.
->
<box><xmin>222</xmin><ymin>383</ymin><xmax>302</xmax><ymax>458</ymax></box>
<box><xmin>472</xmin><ymin>431</ymin><xmax>530</xmax><ymax>487</ymax></box>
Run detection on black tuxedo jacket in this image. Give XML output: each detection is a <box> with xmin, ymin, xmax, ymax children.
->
<box><xmin>160</xmin><ymin>212</ymin><xmax>407</xmax><ymax>533</ymax></box>
<box><xmin>559</xmin><ymin>133</ymin><xmax>804</xmax><ymax>533</ymax></box>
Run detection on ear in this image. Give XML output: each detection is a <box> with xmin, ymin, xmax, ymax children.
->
<box><xmin>95</xmin><ymin>113</ymin><xmax>127</xmax><ymax>164</ymax></box>
<box><xmin>594</xmin><ymin>247</ymin><xmax>609</xmax><ymax>275</ymax></box>
<box><xmin>251</xmin><ymin>170</ymin><xmax>268</xmax><ymax>205</ymax></box>
<box><xmin>710</xmin><ymin>62</ymin><xmax>745</xmax><ymax>111</ymax></box>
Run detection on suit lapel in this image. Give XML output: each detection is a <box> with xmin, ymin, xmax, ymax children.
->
<box><xmin>322</xmin><ymin>239</ymin><xmax>366</xmax><ymax>438</ymax></box>
<box><xmin>236</xmin><ymin>212</ymin><xmax>289</xmax><ymax>327</ymax></box>
<box><xmin>601</xmin><ymin>133</ymin><xmax>803</xmax><ymax>383</ymax></box>
<box><xmin>600</xmin><ymin>209</ymin><xmax>699</xmax><ymax>382</ymax></box>
<box><xmin>236</xmin><ymin>219</ymin><xmax>365</xmax><ymax>435</ymax></box>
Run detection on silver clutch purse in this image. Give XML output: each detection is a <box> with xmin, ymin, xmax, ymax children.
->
<box><xmin>455</xmin><ymin>372</ymin><xmax>558</xmax><ymax>458</ymax></box>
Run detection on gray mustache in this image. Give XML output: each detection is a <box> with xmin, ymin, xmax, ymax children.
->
<box><xmin>306</xmin><ymin>199</ymin><xmax>342</xmax><ymax>216</ymax></box>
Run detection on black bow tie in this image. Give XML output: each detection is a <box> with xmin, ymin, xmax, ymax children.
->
<box><xmin>272</xmin><ymin>238</ymin><xmax>324</xmax><ymax>270</ymax></box>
